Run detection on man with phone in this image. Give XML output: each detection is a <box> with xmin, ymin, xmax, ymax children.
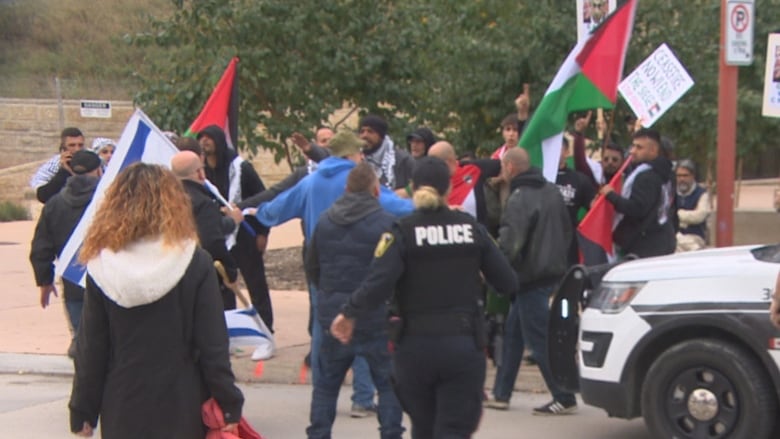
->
<box><xmin>30</xmin><ymin>127</ymin><xmax>86</xmax><ymax>203</ymax></box>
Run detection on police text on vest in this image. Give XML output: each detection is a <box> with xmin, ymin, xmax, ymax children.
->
<box><xmin>414</xmin><ymin>224</ymin><xmax>474</xmax><ymax>246</ymax></box>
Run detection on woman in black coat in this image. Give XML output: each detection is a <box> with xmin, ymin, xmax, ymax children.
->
<box><xmin>69</xmin><ymin>163</ymin><xmax>243</xmax><ymax>438</ymax></box>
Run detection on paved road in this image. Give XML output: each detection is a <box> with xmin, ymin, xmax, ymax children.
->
<box><xmin>0</xmin><ymin>374</ymin><xmax>650</xmax><ymax>438</ymax></box>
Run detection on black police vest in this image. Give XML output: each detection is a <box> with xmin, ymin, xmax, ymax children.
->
<box><xmin>394</xmin><ymin>208</ymin><xmax>483</xmax><ymax>318</ymax></box>
<box><xmin>677</xmin><ymin>185</ymin><xmax>706</xmax><ymax>239</ymax></box>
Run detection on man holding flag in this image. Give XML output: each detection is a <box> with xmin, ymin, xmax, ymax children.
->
<box><xmin>599</xmin><ymin>128</ymin><xmax>675</xmax><ymax>258</ymax></box>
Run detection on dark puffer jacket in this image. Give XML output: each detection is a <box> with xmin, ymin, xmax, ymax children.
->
<box><xmin>305</xmin><ymin>191</ymin><xmax>396</xmax><ymax>337</ymax></box>
<box><xmin>498</xmin><ymin>167</ymin><xmax>572</xmax><ymax>290</ymax></box>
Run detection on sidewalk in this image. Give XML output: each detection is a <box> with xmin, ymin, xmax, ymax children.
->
<box><xmin>0</xmin><ymin>219</ymin><xmax>546</xmax><ymax>394</ymax></box>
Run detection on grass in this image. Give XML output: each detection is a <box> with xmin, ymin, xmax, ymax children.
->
<box><xmin>0</xmin><ymin>201</ymin><xmax>30</xmax><ymax>222</ymax></box>
<box><xmin>0</xmin><ymin>0</ymin><xmax>175</xmax><ymax>99</ymax></box>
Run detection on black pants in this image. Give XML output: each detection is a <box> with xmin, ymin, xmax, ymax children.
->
<box><xmin>230</xmin><ymin>227</ymin><xmax>273</xmax><ymax>331</ymax></box>
<box><xmin>393</xmin><ymin>335</ymin><xmax>485</xmax><ymax>439</ymax></box>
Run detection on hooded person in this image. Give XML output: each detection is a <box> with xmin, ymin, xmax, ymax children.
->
<box><xmin>358</xmin><ymin>115</ymin><xmax>415</xmax><ymax>191</ymax></box>
<box><xmin>198</xmin><ymin>124</ymin><xmax>275</xmax><ymax>334</ymax></box>
<box><xmin>406</xmin><ymin>127</ymin><xmax>437</xmax><ymax>159</ymax></box>
<box><xmin>30</xmin><ymin>150</ymin><xmax>103</xmax><ymax>357</ymax></box>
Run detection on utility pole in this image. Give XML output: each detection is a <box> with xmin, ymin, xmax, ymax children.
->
<box><xmin>716</xmin><ymin>0</ymin><xmax>754</xmax><ymax>246</ymax></box>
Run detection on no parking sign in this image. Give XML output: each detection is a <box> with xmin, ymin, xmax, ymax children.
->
<box><xmin>725</xmin><ymin>0</ymin><xmax>754</xmax><ymax>65</ymax></box>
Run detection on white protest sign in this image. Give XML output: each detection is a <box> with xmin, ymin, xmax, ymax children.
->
<box><xmin>576</xmin><ymin>0</ymin><xmax>616</xmax><ymax>43</ymax></box>
<box><xmin>762</xmin><ymin>33</ymin><xmax>780</xmax><ymax>118</ymax></box>
<box><xmin>618</xmin><ymin>44</ymin><xmax>695</xmax><ymax>127</ymax></box>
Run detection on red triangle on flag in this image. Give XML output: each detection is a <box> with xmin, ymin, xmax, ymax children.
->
<box><xmin>185</xmin><ymin>57</ymin><xmax>239</xmax><ymax>147</ymax></box>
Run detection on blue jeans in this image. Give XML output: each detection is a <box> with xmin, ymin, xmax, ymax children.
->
<box><xmin>492</xmin><ymin>283</ymin><xmax>576</xmax><ymax>405</ymax></box>
<box><xmin>351</xmin><ymin>356</ymin><xmax>375</xmax><ymax>407</ymax></box>
<box><xmin>65</xmin><ymin>299</ymin><xmax>83</xmax><ymax>339</ymax></box>
<box><xmin>307</xmin><ymin>331</ymin><xmax>404</xmax><ymax>439</ymax></box>
<box><xmin>309</xmin><ymin>285</ymin><xmax>375</xmax><ymax>403</ymax></box>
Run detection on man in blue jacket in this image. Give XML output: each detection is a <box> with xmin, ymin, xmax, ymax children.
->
<box><xmin>303</xmin><ymin>162</ymin><xmax>404</xmax><ymax>439</ymax></box>
<box><xmin>252</xmin><ymin>129</ymin><xmax>412</xmax><ymax>407</ymax></box>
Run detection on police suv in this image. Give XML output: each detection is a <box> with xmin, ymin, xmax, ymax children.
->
<box><xmin>549</xmin><ymin>244</ymin><xmax>780</xmax><ymax>439</ymax></box>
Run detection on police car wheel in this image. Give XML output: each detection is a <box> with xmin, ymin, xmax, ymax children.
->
<box><xmin>641</xmin><ymin>339</ymin><xmax>776</xmax><ymax>439</ymax></box>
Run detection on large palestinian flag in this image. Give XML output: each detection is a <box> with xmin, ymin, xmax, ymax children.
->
<box><xmin>519</xmin><ymin>0</ymin><xmax>638</xmax><ymax>182</ymax></box>
<box><xmin>184</xmin><ymin>57</ymin><xmax>240</xmax><ymax>149</ymax></box>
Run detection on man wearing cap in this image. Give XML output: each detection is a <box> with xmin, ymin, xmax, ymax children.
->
<box><xmin>358</xmin><ymin>114</ymin><xmax>415</xmax><ymax>191</ymax></box>
<box><xmin>406</xmin><ymin>127</ymin><xmax>437</xmax><ymax>160</ymax></box>
<box><xmin>31</xmin><ymin>127</ymin><xmax>87</xmax><ymax>203</ymax></box>
<box><xmin>252</xmin><ymin>130</ymin><xmax>413</xmax><ymax>397</ymax></box>
<box><xmin>30</xmin><ymin>150</ymin><xmax>102</xmax><ymax>358</ymax></box>
<box><xmin>674</xmin><ymin>159</ymin><xmax>710</xmax><ymax>252</ymax></box>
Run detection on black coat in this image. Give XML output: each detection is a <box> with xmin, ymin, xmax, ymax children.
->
<box><xmin>606</xmin><ymin>156</ymin><xmax>675</xmax><ymax>258</ymax></box>
<box><xmin>499</xmin><ymin>167</ymin><xmax>572</xmax><ymax>289</ymax></box>
<box><xmin>182</xmin><ymin>179</ymin><xmax>239</xmax><ymax>282</ymax></box>
<box><xmin>69</xmin><ymin>247</ymin><xmax>243</xmax><ymax>438</ymax></box>
<box><xmin>30</xmin><ymin>175</ymin><xmax>98</xmax><ymax>287</ymax></box>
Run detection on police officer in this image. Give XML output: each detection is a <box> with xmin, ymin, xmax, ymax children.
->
<box><xmin>331</xmin><ymin>156</ymin><xmax>517</xmax><ymax>439</ymax></box>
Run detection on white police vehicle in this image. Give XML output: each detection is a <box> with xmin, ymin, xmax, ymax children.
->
<box><xmin>549</xmin><ymin>244</ymin><xmax>780</xmax><ymax>439</ymax></box>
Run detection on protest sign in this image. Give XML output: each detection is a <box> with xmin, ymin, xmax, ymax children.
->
<box><xmin>618</xmin><ymin>43</ymin><xmax>695</xmax><ymax>127</ymax></box>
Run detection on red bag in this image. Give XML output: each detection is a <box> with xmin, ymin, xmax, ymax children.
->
<box><xmin>202</xmin><ymin>398</ymin><xmax>263</xmax><ymax>439</ymax></box>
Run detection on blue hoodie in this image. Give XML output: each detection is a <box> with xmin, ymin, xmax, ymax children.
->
<box><xmin>254</xmin><ymin>156</ymin><xmax>413</xmax><ymax>239</ymax></box>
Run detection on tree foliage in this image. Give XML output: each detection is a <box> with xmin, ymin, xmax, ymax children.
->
<box><xmin>131</xmin><ymin>0</ymin><xmax>780</xmax><ymax>175</ymax></box>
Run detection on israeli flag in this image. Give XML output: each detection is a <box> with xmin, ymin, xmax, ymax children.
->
<box><xmin>55</xmin><ymin>109</ymin><xmax>180</xmax><ymax>286</ymax></box>
<box><xmin>225</xmin><ymin>307</ymin><xmax>275</xmax><ymax>360</ymax></box>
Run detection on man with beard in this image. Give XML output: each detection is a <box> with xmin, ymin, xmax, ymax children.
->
<box><xmin>358</xmin><ymin>115</ymin><xmax>415</xmax><ymax>191</ymax></box>
<box><xmin>600</xmin><ymin>128</ymin><xmax>676</xmax><ymax>258</ymax></box>
<box><xmin>674</xmin><ymin>159</ymin><xmax>710</xmax><ymax>251</ymax></box>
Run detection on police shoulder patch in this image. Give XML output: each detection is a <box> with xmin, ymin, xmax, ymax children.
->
<box><xmin>374</xmin><ymin>232</ymin><xmax>395</xmax><ymax>258</ymax></box>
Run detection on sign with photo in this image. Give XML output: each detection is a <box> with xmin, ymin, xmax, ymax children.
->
<box><xmin>576</xmin><ymin>0</ymin><xmax>616</xmax><ymax>42</ymax></box>
<box><xmin>618</xmin><ymin>44</ymin><xmax>695</xmax><ymax>127</ymax></box>
<box><xmin>762</xmin><ymin>33</ymin><xmax>780</xmax><ymax>118</ymax></box>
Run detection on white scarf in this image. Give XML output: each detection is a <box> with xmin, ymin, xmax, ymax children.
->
<box><xmin>613</xmin><ymin>163</ymin><xmax>651</xmax><ymax>228</ymax></box>
<box><xmin>365</xmin><ymin>135</ymin><xmax>397</xmax><ymax>189</ymax></box>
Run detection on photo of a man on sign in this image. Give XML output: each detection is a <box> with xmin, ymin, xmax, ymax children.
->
<box><xmin>577</xmin><ymin>0</ymin><xmax>615</xmax><ymax>42</ymax></box>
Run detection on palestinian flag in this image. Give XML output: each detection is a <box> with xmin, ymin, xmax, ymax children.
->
<box><xmin>577</xmin><ymin>156</ymin><xmax>633</xmax><ymax>265</ymax></box>
<box><xmin>518</xmin><ymin>0</ymin><xmax>637</xmax><ymax>182</ymax></box>
<box><xmin>184</xmin><ymin>57</ymin><xmax>240</xmax><ymax>149</ymax></box>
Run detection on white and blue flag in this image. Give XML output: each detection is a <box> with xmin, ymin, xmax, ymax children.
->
<box><xmin>55</xmin><ymin>109</ymin><xmax>180</xmax><ymax>286</ymax></box>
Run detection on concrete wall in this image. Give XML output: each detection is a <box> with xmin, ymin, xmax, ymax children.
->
<box><xmin>0</xmin><ymin>98</ymin><xmax>293</xmax><ymax>202</ymax></box>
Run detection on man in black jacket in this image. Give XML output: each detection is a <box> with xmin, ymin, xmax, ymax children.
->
<box><xmin>600</xmin><ymin>128</ymin><xmax>675</xmax><ymax>258</ymax></box>
<box><xmin>30</xmin><ymin>150</ymin><xmax>102</xmax><ymax>357</ymax></box>
<box><xmin>171</xmin><ymin>150</ymin><xmax>244</xmax><ymax>309</ymax></box>
<box><xmin>485</xmin><ymin>147</ymin><xmax>576</xmax><ymax>415</ymax></box>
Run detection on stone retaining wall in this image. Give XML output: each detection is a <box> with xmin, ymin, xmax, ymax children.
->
<box><xmin>0</xmin><ymin>98</ymin><xmax>293</xmax><ymax>203</ymax></box>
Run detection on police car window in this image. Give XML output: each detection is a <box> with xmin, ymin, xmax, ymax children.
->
<box><xmin>751</xmin><ymin>243</ymin><xmax>780</xmax><ymax>263</ymax></box>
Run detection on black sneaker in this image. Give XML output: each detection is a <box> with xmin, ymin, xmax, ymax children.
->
<box><xmin>532</xmin><ymin>400</ymin><xmax>577</xmax><ymax>416</ymax></box>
